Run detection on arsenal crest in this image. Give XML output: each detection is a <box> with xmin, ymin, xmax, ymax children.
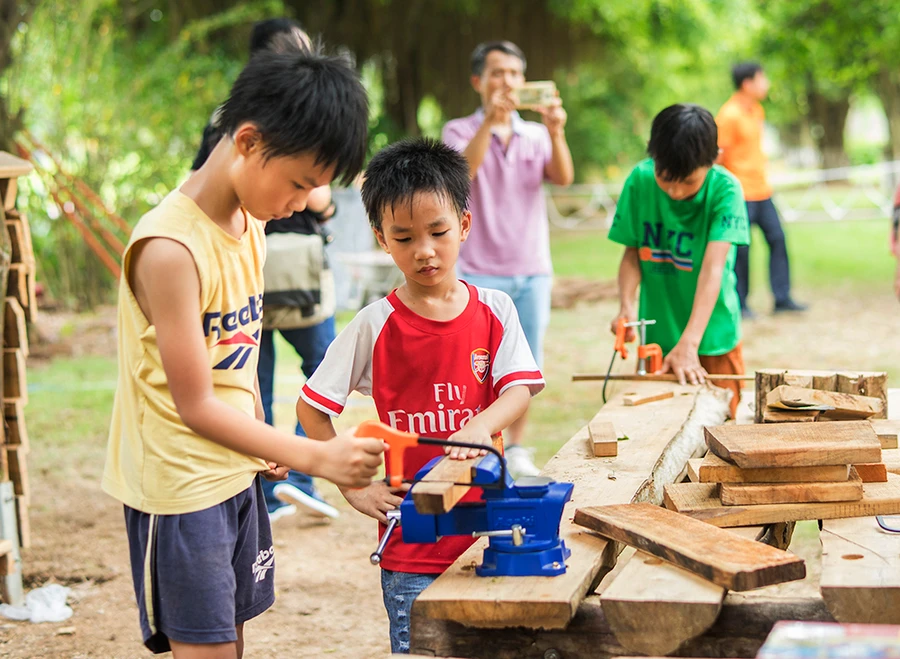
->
<box><xmin>470</xmin><ymin>348</ymin><xmax>490</xmax><ymax>384</ymax></box>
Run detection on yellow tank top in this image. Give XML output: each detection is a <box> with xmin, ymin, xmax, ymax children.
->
<box><xmin>103</xmin><ymin>190</ymin><xmax>268</xmax><ymax>514</ymax></box>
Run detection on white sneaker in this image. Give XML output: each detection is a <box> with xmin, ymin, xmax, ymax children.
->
<box><xmin>274</xmin><ymin>482</ymin><xmax>340</xmax><ymax>519</ymax></box>
<box><xmin>268</xmin><ymin>504</ymin><xmax>297</xmax><ymax>523</ymax></box>
<box><xmin>504</xmin><ymin>446</ymin><xmax>541</xmax><ymax>479</ymax></box>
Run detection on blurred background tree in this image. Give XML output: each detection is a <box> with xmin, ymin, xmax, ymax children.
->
<box><xmin>0</xmin><ymin>0</ymin><xmax>893</xmax><ymax>307</ymax></box>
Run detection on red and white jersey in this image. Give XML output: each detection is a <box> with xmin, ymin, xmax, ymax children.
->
<box><xmin>301</xmin><ymin>282</ymin><xmax>544</xmax><ymax>573</ymax></box>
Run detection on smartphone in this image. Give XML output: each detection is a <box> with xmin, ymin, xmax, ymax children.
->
<box><xmin>516</xmin><ymin>81</ymin><xmax>557</xmax><ymax>110</ymax></box>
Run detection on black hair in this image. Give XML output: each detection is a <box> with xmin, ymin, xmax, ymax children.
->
<box><xmin>249</xmin><ymin>18</ymin><xmax>305</xmax><ymax>55</ymax></box>
<box><xmin>218</xmin><ymin>49</ymin><xmax>369</xmax><ymax>186</ymax></box>
<box><xmin>647</xmin><ymin>104</ymin><xmax>719</xmax><ymax>182</ymax></box>
<box><xmin>361</xmin><ymin>138</ymin><xmax>470</xmax><ymax>232</ymax></box>
<box><xmin>732</xmin><ymin>61</ymin><xmax>763</xmax><ymax>90</ymax></box>
<box><xmin>470</xmin><ymin>40</ymin><xmax>527</xmax><ymax>76</ymax></box>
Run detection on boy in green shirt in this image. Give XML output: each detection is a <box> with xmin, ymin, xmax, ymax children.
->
<box><xmin>608</xmin><ymin>104</ymin><xmax>750</xmax><ymax>416</ymax></box>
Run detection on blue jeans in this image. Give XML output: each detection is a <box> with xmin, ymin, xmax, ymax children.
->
<box><xmin>735</xmin><ymin>198</ymin><xmax>792</xmax><ymax>307</ymax></box>
<box><xmin>458</xmin><ymin>273</ymin><xmax>551</xmax><ymax>368</ymax></box>
<box><xmin>256</xmin><ymin>317</ymin><xmax>336</xmax><ymax>511</ymax></box>
<box><xmin>381</xmin><ymin>569</ymin><xmax>438</xmax><ymax>654</ymax></box>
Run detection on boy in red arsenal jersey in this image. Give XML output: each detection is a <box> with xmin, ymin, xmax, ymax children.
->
<box><xmin>296</xmin><ymin>138</ymin><xmax>545</xmax><ymax>653</ymax></box>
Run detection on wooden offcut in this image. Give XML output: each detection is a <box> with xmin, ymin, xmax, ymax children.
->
<box><xmin>853</xmin><ymin>463</ymin><xmax>888</xmax><ymax>483</ymax></box>
<box><xmin>871</xmin><ymin>420</ymin><xmax>900</xmax><ymax>449</ymax></box>
<box><xmin>705</xmin><ymin>421</ymin><xmax>882</xmax><ymax>468</ymax></box>
<box><xmin>719</xmin><ymin>467</ymin><xmax>863</xmax><ymax>506</ymax></box>
<box><xmin>2</xmin><ymin>349</ymin><xmax>26</xmax><ymax>403</ymax></box>
<box><xmin>3</xmin><ymin>297</ymin><xmax>27</xmax><ymax>358</ymax></box>
<box><xmin>588</xmin><ymin>419</ymin><xmax>618</xmax><ymax>457</ymax></box>
<box><xmin>413</xmin><ymin>384</ymin><xmax>728</xmax><ymax>630</ymax></box>
<box><xmin>767</xmin><ymin>385</ymin><xmax>882</xmax><ymax>420</ymax></box>
<box><xmin>573</xmin><ymin>503</ymin><xmax>806</xmax><ymax>591</ymax></box>
<box><xmin>664</xmin><ymin>475</ymin><xmax>900</xmax><ymax>527</ymax></box>
<box><xmin>762</xmin><ymin>407</ymin><xmax>820</xmax><ymax>423</ymax></box>
<box><xmin>754</xmin><ymin>369</ymin><xmax>786</xmax><ymax>423</ymax></box>
<box><xmin>837</xmin><ymin>371</ymin><xmax>888</xmax><ymax>420</ymax></box>
<box><xmin>696</xmin><ymin>452</ymin><xmax>850</xmax><ymax>484</ymax></box>
<box><xmin>820</xmin><ymin>517</ymin><xmax>900</xmax><ymax>624</ymax></box>
<box><xmin>623</xmin><ymin>390</ymin><xmax>674</xmax><ymax>407</ymax></box>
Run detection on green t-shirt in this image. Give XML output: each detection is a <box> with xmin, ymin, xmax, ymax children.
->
<box><xmin>608</xmin><ymin>159</ymin><xmax>750</xmax><ymax>356</ymax></box>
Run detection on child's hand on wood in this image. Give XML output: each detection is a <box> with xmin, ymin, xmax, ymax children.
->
<box><xmin>447</xmin><ymin>420</ymin><xmax>491</xmax><ymax>460</ymax></box>
<box><xmin>343</xmin><ymin>481</ymin><xmax>411</xmax><ymax>524</ymax></box>
<box><xmin>656</xmin><ymin>340</ymin><xmax>707</xmax><ymax>385</ymax></box>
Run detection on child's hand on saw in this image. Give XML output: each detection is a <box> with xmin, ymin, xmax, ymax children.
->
<box><xmin>447</xmin><ymin>419</ymin><xmax>491</xmax><ymax>460</ymax></box>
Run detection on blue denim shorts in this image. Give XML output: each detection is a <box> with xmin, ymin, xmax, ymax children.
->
<box><xmin>381</xmin><ymin>569</ymin><xmax>438</xmax><ymax>654</ymax></box>
<box><xmin>123</xmin><ymin>478</ymin><xmax>275</xmax><ymax>653</ymax></box>
<box><xmin>458</xmin><ymin>273</ymin><xmax>552</xmax><ymax>367</ymax></box>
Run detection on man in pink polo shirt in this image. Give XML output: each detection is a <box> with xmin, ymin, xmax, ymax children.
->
<box><xmin>442</xmin><ymin>40</ymin><xmax>574</xmax><ymax>477</ymax></box>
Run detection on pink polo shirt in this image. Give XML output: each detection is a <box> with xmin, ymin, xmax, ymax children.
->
<box><xmin>442</xmin><ymin>110</ymin><xmax>553</xmax><ymax>277</ymax></box>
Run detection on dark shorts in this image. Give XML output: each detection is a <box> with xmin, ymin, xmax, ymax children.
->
<box><xmin>124</xmin><ymin>478</ymin><xmax>275</xmax><ymax>653</ymax></box>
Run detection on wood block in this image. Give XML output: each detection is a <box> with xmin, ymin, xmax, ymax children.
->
<box><xmin>3</xmin><ymin>297</ymin><xmax>28</xmax><ymax>358</ymax></box>
<box><xmin>820</xmin><ymin>517</ymin><xmax>900</xmax><ymax>623</ymax></box>
<box><xmin>588</xmin><ymin>420</ymin><xmax>617</xmax><ymax>457</ymax></box>
<box><xmin>14</xmin><ymin>496</ymin><xmax>28</xmax><ymax>550</ymax></box>
<box><xmin>853</xmin><ymin>463</ymin><xmax>888</xmax><ymax>483</ymax></box>
<box><xmin>687</xmin><ymin>458</ymin><xmax>702</xmax><ymax>483</ymax></box>
<box><xmin>623</xmin><ymin>390</ymin><xmax>674</xmax><ymax>407</ymax></box>
<box><xmin>762</xmin><ymin>407</ymin><xmax>820</xmax><ymax>423</ymax></box>
<box><xmin>754</xmin><ymin>369</ymin><xmax>786</xmax><ymax>423</ymax></box>
<box><xmin>719</xmin><ymin>467</ymin><xmax>863</xmax><ymax>506</ymax></box>
<box><xmin>782</xmin><ymin>373</ymin><xmax>813</xmax><ymax>388</ymax></box>
<box><xmin>858</xmin><ymin>372</ymin><xmax>889</xmax><ymax>419</ymax></box>
<box><xmin>6</xmin><ymin>264</ymin><xmax>27</xmax><ymax>310</ymax></box>
<box><xmin>5</xmin><ymin>220</ymin><xmax>27</xmax><ymax>265</ymax></box>
<box><xmin>2</xmin><ymin>349</ymin><xmax>26</xmax><ymax>403</ymax></box>
<box><xmin>767</xmin><ymin>385</ymin><xmax>882</xmax><ymax>419</ymax></box>
<box><xmin>411</xmin><ymin>456</ymin><xmax>479</xmax><ymax>515</ymax></box>
<box><xmin>3</xmin><ymin>401</ymin><xmax>27</xmax><ymax>448</ymax></box>
<box><xmin>7</xmin><ymin>446</ymin><xmax>27</xmax><ymax>498</ymax></box>
<box><xmin>871</xmin><ymin>420</ymin><xmax>899</xmax><ymax>449</ymax></box>
<box><xmin>705</xmin><ymin>421</ymin><xmax>882</xmax><ymax>468</ymax></box>
<box><xmin>573</xmin><ymin>503</ymin><xmax>806</xmax><ymax>591</ymax></box>
<box><xmin>697</xmin><ymin>452</ymin><xmax>850</xmax><ymax>484</ymax></box>
<box><xmin>664</xmin><ymin>475</ymin><xmax>900</xmax><ymax>527</ymax></box>
<box><xmin>835</xmin><ymin>372</ymin><xmax>861</xmax><ymax>395</ymax></box>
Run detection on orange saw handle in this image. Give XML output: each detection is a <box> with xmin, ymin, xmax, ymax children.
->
<box><xmin>639</xmin><ymin>343</ymin><xmax>663</xmax><ymax>373</ymax></box>
<box><xmin>355</xmin><ymin>420</ymin><xmax>418</xmax><ymax>489</ymax></box>
<box><xmin>613</xmin><ymin>317</ymin><xmax>630</xmax><ymax>360</ymax></box>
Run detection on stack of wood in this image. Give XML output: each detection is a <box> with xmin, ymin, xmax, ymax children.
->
<box><xmin>665</xmin><ymin>421</ymin><xmax>900</xmax><ymax>526</ymax></box>
<box><xmin>755</xmin><ymin>369</ymin><xmax>887</xmax><ymax>423</ymax></box>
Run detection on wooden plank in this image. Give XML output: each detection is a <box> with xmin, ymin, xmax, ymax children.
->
<box><xmin>767</xmin><ymin>385</ymin><xmax>883</xmax><ymax>419</ymax></box>
<box><xmin>411</xmin><ymin>592</ymin><xmax>834</xmax><ymax>659</ymax></box>
<box><xmin>719</xmin><ymin>468</ymin><xmax>863</xmax><ymax>506</ymax></box>
<box><xmin>0</xmin><ymin>152</ymin><xmax>32</xmax><ymax>179</ymax></box>
<box><xmin>588</xmin><ymin>420</ymin><xmax>617</xmax><ymax>457</ymax></box>
<box><xmin>24</xmin><ymin>271</ymin><xmax>36</xmax><ymax>323</ymax></box>
<box><xmin>414</xmin><ymin>384</ymin><xmax>728</xmax><ymax>630</ymax></box>
<box><xmin>623</xmin><ymin>390</ymin><xmax>674</xmax><ymax>407</ymax></box>
<box><xmin>820</xmin><ymin>517</ymin><xmax>900</xmax><ymax>624</ymax></box>
<box><xmin>754</xmin><ymin>369</ymin><xmax>786</xmax><ymax>423</ymax></box>
<box><xmin>6</xmin><ymin>264</ymin><xmax>27</xmax><ymax>311</ymax></box>
<box><xmin>411</xmin><ymin>457</ymin><xmax>478</xmax><ymax>515</ymax></box>
<box><xmin>762</xmin><ymin>407</ymin><xmax>819</xmax><ymax>423</ymax></box>
<box><xmin>854</xmin><ymin>462</ymin><xmax>888</xmax><ymax>482</ymax></box>
<box><xmin>705</xmin><ymin>421</ymin><xmax>882</xmax><ymax>468</ymax></box>
<box><xmin>5</xmin><ymin>220</ymin><xmax>26</xmax><ymax>265</ymax></box>
<box><xmin>572</xmin><ymin>373</ymin><xmax>753</xmax><ymax>382</ymax></box>
<box><xmin>2</xmin><ymin>349</ymin><xmax>26</xmax><ymax>404</ymax></box>
<box><xmin>0</xmin><ymin>177</ymin><xmax>16</xmax><ymax>212</ymax></box>
<box><xmin>3</xmin><ymin>401</ymin><xmax>27</xmax><ymax>448</ymax></box>
<box><xmin>15</xmin><ymin>496</ymin><xmax>28</xmax><ymax>550</ymax></box>
<box><xmin>3</xmin><ymin>297</ymin><xmax>28</xmax><ymax>358</ymax></box>
<box><xmin>573</xmin><ymin>503</ymin><xmax>805</xmax><ymax>591</ymax></box>
<box><xmin>7</xmin><ymin>446</ymin><xmax>28</xmax><ymax>498</ymax></box>
<box><xmin>871</xmin><ymin>419</ymin><xmax>900</xmax><ymax>449</ymax></box>
<box><xmin>697</xmin><ymin>451</ymin><xmax>850</xmax><ymax>484</ymax></box>
<box><xmin>664</xmin><ymin>475</ymin><xmax>900</xmax><ymax>527</ymax></box>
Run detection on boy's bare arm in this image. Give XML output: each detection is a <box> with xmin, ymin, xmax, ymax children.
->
<box><xmin>129</xmin><ymin>237</ymin><xmax>384</xmax><ymax>488</ymax></box>
<box><xmin>448</xmin><ymin>385</ymin><xmax>531</xmax><ymax>459</ymax></box>
<box><xmin>658</xmin><ymin>240</ymin><xmax>732</xmax><ymax>384</ymax></box>
<box><xmin>296</xmin><ymin>397</ymin><xmax>407</xmax><ymax>523</ymax></box>
<box><xmin>610</xmin><ymin>247</ymin><xmax>641</xmax><ymax>342</ymax></box>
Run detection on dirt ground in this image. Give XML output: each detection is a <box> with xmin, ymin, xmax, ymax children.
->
<box><xmin>2</xmin><ymin>283</ymin><xmax>899</xmax><ymax>658</ymax></box>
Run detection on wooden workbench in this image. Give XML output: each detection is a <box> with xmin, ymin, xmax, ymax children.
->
<box><xmin>410</xmin><ymin>384</ymin><xmax>900</xmax><ymax>658</ymax></box>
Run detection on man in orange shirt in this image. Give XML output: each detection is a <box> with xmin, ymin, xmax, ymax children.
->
<box><xmin>717</xmin><ymin>62</ymin><xmax>806</xmax><ymax>318</ymax></box>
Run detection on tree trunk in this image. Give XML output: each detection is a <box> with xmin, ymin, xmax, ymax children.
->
<box><xmin>807</xmin><ymin>90</ymin><xmax>851</xmax><ymax>170</ymax></box>
<box><xmin>874</xmin><ymin>68</ymin><xmax>900</xmax><ymax>163</ymax></box>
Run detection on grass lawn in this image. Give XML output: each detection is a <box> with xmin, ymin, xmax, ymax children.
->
<box><xmin>28</xmin><ymin>217</ymin><xmax>898</xmax><ymax>478</ymax></box>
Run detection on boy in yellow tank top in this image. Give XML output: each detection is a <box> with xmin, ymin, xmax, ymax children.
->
<box><xmin>103</xmin><ymin>48</ymin><xmax>384</xmax><ymax>657</ymax></box>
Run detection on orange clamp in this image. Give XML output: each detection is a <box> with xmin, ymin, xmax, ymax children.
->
<box><xmin>355</xmin><ymin>420</ymin><xmax>418</xmax><ymax>488</ymax></box>
<box><xmin>639</xmin><ymin>343</ymin><xmax>663</xmax><ymax>373</ymax></box>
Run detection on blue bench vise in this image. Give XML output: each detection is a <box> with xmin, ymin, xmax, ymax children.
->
<box><xmin>358</xmin><ymin>420</ymin><xmax>574</xmax><ymax>577</ymax></box>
